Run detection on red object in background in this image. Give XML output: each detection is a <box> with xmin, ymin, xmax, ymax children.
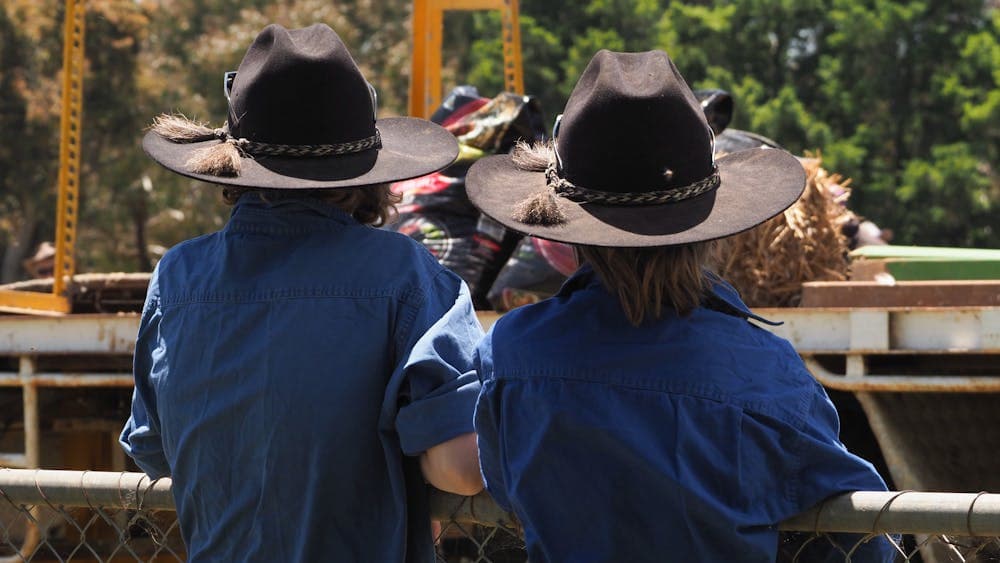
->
<box><xmin>392</xmin><ymin>172</ymin><xmax>454</xmax><ymax>196</ymax></box>
<box><xmin>533</xmin><ymin>239</ymin><xmax>578</xmax><ymax>276</ymax></box>
<box><xmin>442</xmin><ymin>98</ymin><xmax>490</xmax><ymax>128</ymax></box>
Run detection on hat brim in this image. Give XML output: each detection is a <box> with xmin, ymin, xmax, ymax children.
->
<box><xmin>142</xmin><ymin>117</ymin><xmax>458</xmax><ymax>189</ymax></box>
<box><xmin>465</xmin><ymin>147</ymin><xmax>807</xmax><ymax>247</ymax></box>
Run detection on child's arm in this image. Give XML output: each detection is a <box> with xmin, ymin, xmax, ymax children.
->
<box><xmin>420</xmin><ymin>432</ymin><xmax>483</xmax><ymax>496</ymax></box>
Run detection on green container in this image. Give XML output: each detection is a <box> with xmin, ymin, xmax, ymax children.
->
<box><xmin>850</xmin><ymin>245</ymin><xmax>1000</xmax><ymax>281</ymax></box>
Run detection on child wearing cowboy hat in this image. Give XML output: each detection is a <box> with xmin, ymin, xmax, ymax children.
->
<box><xmin>466</xmin><ymin>50</ymin><xmax>895</xmax><ymax>562</ymax></box>
<box><xmin>120</xmin><ymin>24</ymin><xmax>483</xmax><ymax>562</ymax></box>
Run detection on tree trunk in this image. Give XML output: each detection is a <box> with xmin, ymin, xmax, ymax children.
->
<box><xmin>131</xmin><ymin>191</ymin><xmax>152</xmax><ymax>273</ymax></box>
<box><xmin>1</xmin><ymin>200</ymin><xmax>38</xmax><ymax>283</ymax></box>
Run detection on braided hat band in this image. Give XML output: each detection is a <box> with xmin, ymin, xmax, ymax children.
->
<box><xmin>545</xmin><ymin>162</ymin><xmax>720</xmax><ymax>206</ymax></box>
<box><xmin>509</xmin><ymin>141</ymin><xmax>723</xmax><ymax>227</ymax></box>
<box><xmin>148</xmin><ymin>114</ymin><xmax>385</xmax><ymax>177</ymax></box>
<box><xmin>212</xmin><ymin>127</ymin><xmax>383</xmax><ymax>158</ymax></box>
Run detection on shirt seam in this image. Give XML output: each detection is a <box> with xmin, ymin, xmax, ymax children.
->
<box><xmin>392</xmin><ymin>273</ymin><xmax>434</xmax><ymax>352</ymax></box>
<box><xmin>488</xmin><ymin>372</ymin><xmax>733</xmax><ymax>404</ymax></box>
<box><xmin>161</xmin><ymin>291</ymin><xmax>399</xmax><ymax>308</ymax></box>
<box><xmin>225</xmin><ymin>221</ymin><xmax>355</xmax><ymax>235</ymax></box>
<box><xmin>783</xmin><ymin>354</ymin><xmax>815</xmax><ymax>508</ymax></box>
<box><xmin>486</xmin><ymin>370</ymin><xmax>800</xmax><ymax>421</ymax></box>
<box><xmin>489</xmin><ymin>379</ymin><xmax>516</xmax><ymax>514</ymax></box>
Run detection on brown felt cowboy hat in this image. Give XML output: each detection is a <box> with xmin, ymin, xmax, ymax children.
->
<box><xmin>142</xmin><ymin>24</ymin><xmax>458</xmax><ymax>189</ymax></box>
<box><xmin>465</xmin><ymin>49</ymin><xmax>806</xmax><ymax>247</ymax></box>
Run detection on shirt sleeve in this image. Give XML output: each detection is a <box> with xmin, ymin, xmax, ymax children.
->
<box><xmin>788</xmin><ymin>385</ymin><xmax>896</xmax><ymax>562</ymax></box>
<box><xmin>794</xmin><ymin>384</ymin><xmax>889</xmax><ymax>507</ymax></box>
<box><xmin>119</xmin><ymin>271</ymin><xmax>171</xmax><ymax>479</ymax></box>
<box><xmin>472</xmin><ymin>329</ymin><xmax>513</xmax><ymax>512</ymax></box>
<box><xmin>393</xmin><ymin>268</ymin><xmax>484</xmax><ymax>456</ymax></box>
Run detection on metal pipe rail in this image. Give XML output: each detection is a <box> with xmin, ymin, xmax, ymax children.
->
<box><xmin>0</xmin><ymin>373</ymin><xmax>134</xmax><ymax>387</ymax></box>
<box><xmin>2</xmin><ymin>469</ymin><xmax>1000</xmax><ymax>537</ymax></box>
<box><xmin>779</xmin><ymin>491</ymin><xmax>1000</xmax><ymax>536</ymax></box>
<box><xmin>0</xmin><ymin>469</ymin><xmax>172</xmax><ymax>511</ymax></box>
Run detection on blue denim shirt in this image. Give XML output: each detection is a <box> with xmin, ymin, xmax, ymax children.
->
<box><xmin>475</xmin><ymin>267</ymin><xmax>893</xmax><ymax>563</ymax></box>
<box><xmin>120</xmin><ymin>194</ymin><xmax>483</xmax><ymax>563</ymax></box>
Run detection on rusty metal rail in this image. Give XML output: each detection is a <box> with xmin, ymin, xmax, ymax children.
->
<box><xmin>803</xmin><ymin>358</ymin><xmax>1000</xmax><ymax>392</ymax></box>
<box><xmin>0</xmin><ymin>374</ymin><xmax>133</xmax><ymax>388</ymax></box>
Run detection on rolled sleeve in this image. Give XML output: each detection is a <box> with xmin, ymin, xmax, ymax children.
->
<box><xmin>394</xmin><ymin>269</ymin><xmax>484</xmax><ymax>456</ymax></box>
<box><xmin>396</xmin><ymin>373</ymin><xmax>480</xmax><ymax>455</ymax></box>
<box><xmin>119</xmin><ymin>275</ymin><xmax>171</xmax><ymax>479</ymax></box>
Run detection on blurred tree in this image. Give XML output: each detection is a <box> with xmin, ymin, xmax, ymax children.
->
<box><xmin>459</xmin><ymin>1</ymin><xmax>662</xmax><ymax>119</ymax></box>
<box><xmin>76</xmin><ymin>0</ymin><xmax>153</xmax><ymax>273</ymax></box>
<box><xmin>0</xmin><ymin>2</ymin><xmax>61</xmax><ymax>282</ymax></box>
<box><xmin>130</xmin><ymin>0</ymin><xmax>414</xmax><ymax>269</ymax></box>
<box><xmin>655</xmin><ymin>0</ymin><xmax>998</xmax><ymax>247</ymax></box>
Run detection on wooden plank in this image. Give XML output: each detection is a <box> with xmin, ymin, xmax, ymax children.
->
<box><xmin>802</xmin><ymin>280</ymin><xmax>1000</xmax><ymax>308</ymax></box>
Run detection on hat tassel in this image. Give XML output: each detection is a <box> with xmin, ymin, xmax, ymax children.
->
<box><xmin>507</xmin><ymin>140</ymin><xmax>567</xmax><ymax>226</ymax></box>
<box><xmin>512</xmin><ymin>188</ymin><xmax>566</xmax><ymax>226</ymax></box>
<box><xmin>150</xmin><ymin>113</ymin><xmax>244</xmax><ymax>176</ymax></box>
<box><xmin>186</xmin><ymin>142</ymin><xmax>244</xmax><ymax>176</ymax></box>
<box><xmin>150</xmin><ymin>114</ymin><xmax>225</xmax><ymax>143</ymax></box>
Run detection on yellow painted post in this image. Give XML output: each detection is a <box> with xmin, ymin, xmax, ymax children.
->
<box><xmin>425</xmin><ymin>1</ymin><xmax>445</xmax><ymax>118</ymax></box>
<box><xmin>409</xmin><ymin>0</ymin><xmax>524</xmax><ymax>117</ymax></box>
<box><xmin>501</xmin><ymin>0</ymin><xmax>524</xmax><ymax>95</ymax></box>
<box><xmin>409</xmin><ymin>0</ymin><xmax>430</xmax><ymax>118</ymax></box>
<box><xmin>53</xmin><ymin>0</ymin><xmax>85</xmax><ymax>299</ymax></box>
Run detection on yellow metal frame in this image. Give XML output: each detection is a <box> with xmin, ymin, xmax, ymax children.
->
<box><xmin>409</xmin><ymin>0</ymin><xmax>524</xmax><ymax>118</ymax></box>
<box><xmin>0</xmin><ymin>0</ymin><xmax>85</xmax><ymax>315</ymax></box>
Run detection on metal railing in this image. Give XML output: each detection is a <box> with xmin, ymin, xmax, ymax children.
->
<box><xmin>3</xmin><ymin>470</ymin><xmax>1000</xmax><ymax>562</ymax></box>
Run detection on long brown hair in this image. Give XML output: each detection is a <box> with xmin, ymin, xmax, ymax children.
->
<box><xmin>578</xmin><ymin>242</ymin><xmax>718</xmax><ymax>326</ymax></box>
<box><xmin>221</xmin><ymin>184</ymin><xmax>401</xmax><ymax>226</ymax></box>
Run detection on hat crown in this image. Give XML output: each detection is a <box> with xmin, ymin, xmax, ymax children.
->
<box><xmin>557</xmin><ymin>50</ymin><xmax>714</xmax><ymax>194</ymax></box>
<box><xmin>227</xmin><ymin>24</ymin><xmax>375</xmax><ymax>146</ymax></box>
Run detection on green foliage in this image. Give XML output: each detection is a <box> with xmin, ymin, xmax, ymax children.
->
<box><xmin>0</xmin><ymin>2</ymin><xmax>61</xmax><ymax>281</ymax></box>
<box><xmin>898</xmin><ymin>143</ymin><xmax>996</xmax><ymax>247</ymax></box>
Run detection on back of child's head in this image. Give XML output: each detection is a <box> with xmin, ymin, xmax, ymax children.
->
<box><xmin>577</xmin><ymin>242</ymin><xmax>718</xmax><ymax>325</ymax></box>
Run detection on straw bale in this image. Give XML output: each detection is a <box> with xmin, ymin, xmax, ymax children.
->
<box><xmin>717</xmin><ymin>157</ymin><xmax>856</xmax><ymax>307</ymax></box>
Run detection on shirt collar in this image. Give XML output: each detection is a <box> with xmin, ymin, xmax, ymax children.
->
<box><xmin>554</xmin><ymin>264</ymin><xmax>600</xmax><ymax>297</ymax></box>
<box><xmin>229</xmin><ymin>192</ymin><xmax>357</xmax><ymax>224</ymax></box>
<box><xmin>703</xmin><ymin>272</ymin><xmax>782</xmax><ymax>326</ymax></box>
<box><xmin>555</xmin><ymin>265</ymin><xmax>781</xmax><ymax>326</ymax></box>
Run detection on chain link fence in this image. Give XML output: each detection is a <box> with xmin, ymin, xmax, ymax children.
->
<box><xmin>3</xmin><ymin>469</ymin><xmax>1000</xmax><ymax>562</ymax></box>
<box><xmin>0</xmin><ymin>470</ymin><xmax>181</xmax><ymax>562</ymax></box>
